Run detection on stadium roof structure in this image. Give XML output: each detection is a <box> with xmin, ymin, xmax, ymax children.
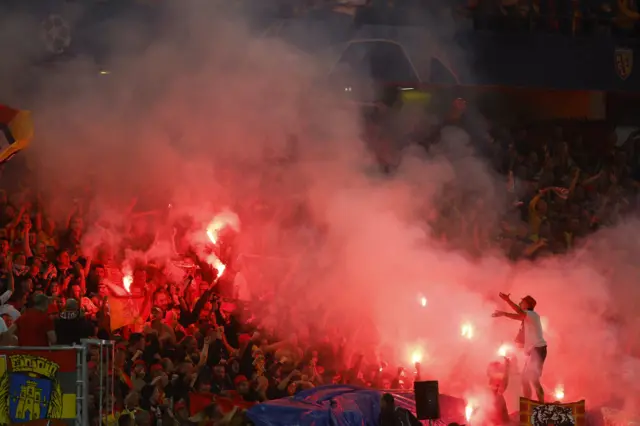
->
<box><xmin>264</xmin><ymin>17</ymin><xmax>461</xmax><ymax>87</ymax></box>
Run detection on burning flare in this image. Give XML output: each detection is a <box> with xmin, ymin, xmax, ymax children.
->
<box><xmin>122</xmin><ymin>273</ymin><xmax>133</xmax><ymax>293</ymax></box>
<box><xmin>497</xmin><ymin>343</ymin><xmax>512</xmax><ymax>357</ymax></box>
<box><xmin>554</xmin><ymin>385</ymin><xmax>565</xmax><ymax>401</ymax></box>
<box><xmin>411</xmin><ymin>350</ymin><xmax>422</xmax><ymax>364</ymax></box>
<box><xmin>206</xmin><ymin>254</ymin><xmax>226</xmax><ymax>278</ymax></box>
<box><xmin>203</xmin><ymin>210</ymin><xmax>238</xmax><ymax>280</ymax></box>
<box><xmin>465</xmin><ymin>400</ymin><xmax>476</xmax><ymax>422</ymax></box>
<box><xmin>461</xmin><ymin>322</ymin><xmax>474</xmax><ymax>339</ymax></box>
<box><xmin>206</xmin><ymin>209</ymin><xmax>241</xmax><ymax>245</ymax></box>
<box><xmin>420</xmin><ymin>296</ymin><xmax>427</xmax><ymax>307</ymax></box>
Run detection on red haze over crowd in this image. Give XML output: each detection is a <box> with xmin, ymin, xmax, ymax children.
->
<box><xmin>0</xmin><ymin>0</ymin><xmax>639</xmax><ymax>414</ymax></box>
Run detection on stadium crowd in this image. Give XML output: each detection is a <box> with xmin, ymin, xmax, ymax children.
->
<box><xmin>434</xmin><ymin>118</ymin><xmax>640</xmax><ymax>260</ymax></box>
<box><xmin>368</xmin><ymin>94</ymin><xmax>640</xmax><ymax>259</ymax></box>
<box><xmin>0</xmin><ymin>107</ymin><xmax>637</xmax><ymax>426</ymax></box>
<box><xmin>276</xmin><ymin>0</ymin><xmax>640</xmax><ymax>37</ymax></box>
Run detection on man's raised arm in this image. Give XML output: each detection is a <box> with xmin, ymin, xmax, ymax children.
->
<box><xmin>499</xmin><ymin>292</ymin><xmax>525</xmax><ymax>314</ymax></box>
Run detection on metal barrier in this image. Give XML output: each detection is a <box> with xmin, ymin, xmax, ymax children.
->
<box><xmin>0</xmin><ymin>339</ymin><xmax>114</xmax><ymax>426</ymax></box>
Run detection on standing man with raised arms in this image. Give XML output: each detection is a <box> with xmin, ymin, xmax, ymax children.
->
<box><xmin>493</xmin><ymin>293</ymin><xmax>547</xmax><ymax>402</ymax></box>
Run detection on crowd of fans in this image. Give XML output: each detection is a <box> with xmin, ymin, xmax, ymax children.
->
<box><xmin>366</xmin><ymin>93</ymin><xmax>640</xmax><ymax>260</ymax></box>
<box><xmin>273</xmin><ymin>0</ymin><xmax>640</xmax><ymax>37</ymax></box>
<box><xmin>426</xmin><ymin>118</ymin><xmax>640</xmax><ymax>260</ymax></box>
<box><xmin>0</xmin><ymin>166</ymin><xmax>423</xmax><ymax>426</ymax></box>
<box><xmin>462</xmin><ymin>0</ymin><xmax>631</xmax><ymax>35</ymax></box>
<box><xmin>0</xmin><ymin>101</ymin><xmax>637</xmax><ymax>426</ymax></box>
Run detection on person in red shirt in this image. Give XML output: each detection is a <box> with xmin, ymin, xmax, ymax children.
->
<box><xmin>13</xmin><ymin>293</ymin><xmax>57</xmax><ymax>346</ymax></box>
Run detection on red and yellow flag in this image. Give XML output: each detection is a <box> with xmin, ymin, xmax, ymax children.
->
<box><xmin>0</xmin><ymin>104</ymin><xmax>33</xmax><ymax>163</ymax></box>
<box><xmin>108</xmin><ymin>295</ymin><xmax>148</xmax><ymax>331</ymax></box>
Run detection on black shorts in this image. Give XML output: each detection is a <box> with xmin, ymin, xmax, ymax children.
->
<box><xmin>523</xmin><ymin>346</ymin><xmax>547</xmax><ymax>380</ymax></box>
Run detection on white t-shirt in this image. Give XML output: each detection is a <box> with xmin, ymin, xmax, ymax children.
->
<box><xmin>0</xmin><ymin>290</ymin><xmax>20</xmax><ymax>321</ymax></box>
<box><xmin>0</xmin><ymin>303</ymin><xmax>21</xmax><ymax>321</ymax></box>
<box><xmin>523</xmin><ymin>310</ymin><xmax>546</xmax><ymax>353</ymax></box>
<box><xmin>0</xmin><ymin>290</ymin><xmax>12</xmax><ymax>305</ymax></box>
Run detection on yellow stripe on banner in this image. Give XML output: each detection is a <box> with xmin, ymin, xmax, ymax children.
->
<box><xmin>400</xmin><ymin>90</ymin><xmax>432</xmax><ymax>104</ymax></box>
<box><xmin>0</xmin><ymin>355</ymin><xmax>7</xmax><ymax>425</ymax></box>
<box><xmin>61</xmin><ymin>393</ymin><xmax>76</xmax><ymax>419</ymax></box>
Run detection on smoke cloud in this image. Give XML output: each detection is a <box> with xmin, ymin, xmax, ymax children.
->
<box><xmin>2</xmin><ymin>0</ymin><xmax>639</xmax><ymax>415</ymax></box>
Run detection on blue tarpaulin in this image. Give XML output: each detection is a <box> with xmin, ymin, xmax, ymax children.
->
<box><xmin>246</xmin><ymin>385</ymin><xmax>467</xmax><ymax>426</ymax></box>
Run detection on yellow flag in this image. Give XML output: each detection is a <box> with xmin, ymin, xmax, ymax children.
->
<box><xmin>0</xmin><ymin>105</ymin><xmax>33</xmax><ymax>164</ymax></box>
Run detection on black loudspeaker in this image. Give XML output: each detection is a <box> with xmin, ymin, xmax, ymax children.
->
<box><xmin>414</xmin><ymin>380</ymin><xmax>440</xmax><ymax>420</ymax></box>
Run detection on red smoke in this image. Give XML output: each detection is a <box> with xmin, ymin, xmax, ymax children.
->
<box><xmin>0</xmin><ymin>0</ymin><xmax>638</xmax><ymax>417</ymax></box>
